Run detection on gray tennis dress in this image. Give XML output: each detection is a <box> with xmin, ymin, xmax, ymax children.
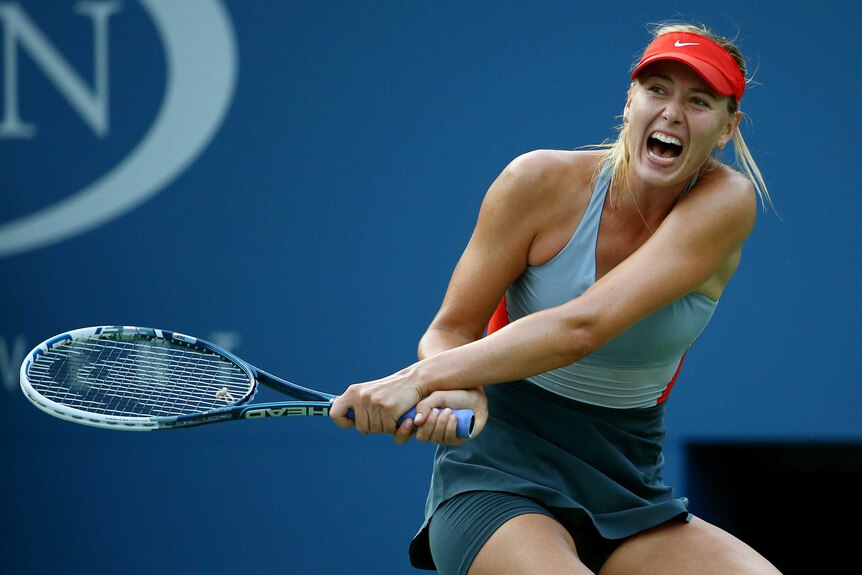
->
<box><xmin>409</xmin><ymin>162</ymin><xmax>718</xmax><ymax>569</ymax></box>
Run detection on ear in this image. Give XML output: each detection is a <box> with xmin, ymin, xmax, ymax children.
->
<box><xmin>623</xmin><ymin>89</ymin><xmax>633</xmax><ymax>123</ymax></box>
<box><xmin>717</xmin><ymin>110</ymin><xmax>742</xmax><ymax>149</ymax></box>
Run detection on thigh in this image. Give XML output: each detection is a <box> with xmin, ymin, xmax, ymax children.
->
<box><xmin>599</xmin><ymin>516</ymin><xmax>782</xmax><ymax>575</ymax></box>
<box><xmin>428</xmin><ymin>491</ymin><xmax>592</xmax><ymax>575</ymax></box>
<box><xmin>470</xmin><ymin>514</ymin><xmax>595</xmax><ymax>575</ymax></box>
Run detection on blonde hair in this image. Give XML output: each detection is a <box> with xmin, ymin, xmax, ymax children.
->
<box><xmin>600</xmin><ymin>23</ymin><xmax>774</xmax><ymax>212</ymax></box>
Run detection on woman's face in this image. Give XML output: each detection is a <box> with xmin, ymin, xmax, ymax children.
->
<box><xmin>624</xmin><ymin>60</ymin><xmax>741</xmax><ymax>191</ymax></box>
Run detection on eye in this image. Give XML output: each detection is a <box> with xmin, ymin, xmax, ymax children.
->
<box><xmin>647</xmin><ymin>84</ymin><xmax>667</xmax><ymax>95</ymax></box>
<box><xmin>691</xmin><ymin>97</ymin><xmax>711</xmax><ymax>108</ymax></box>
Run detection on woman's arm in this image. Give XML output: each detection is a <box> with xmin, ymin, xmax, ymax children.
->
<box><xmin>331</xmin><ymin>158</ymin><xmax>756</xmax><ymax>440</ymax></box>
<box><xmin>335</xmin><ymin>150</ymin><xmax>575</xmax><ymax>441</ymax></box>
<box><xmin>418</xmin><ymin>150</ymin><xmax>600</xmax><ymax>358</ymax></box>
<box><xmin>410</xmin><ymin>169</ymin><xmax>757</xmax><ymax>393</ymax></box>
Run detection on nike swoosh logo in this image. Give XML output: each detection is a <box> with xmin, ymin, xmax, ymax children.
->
<box><xmin>674</xmin><ymin>40</ymin><xmax>700</xmax><ymax>47</ymax></box>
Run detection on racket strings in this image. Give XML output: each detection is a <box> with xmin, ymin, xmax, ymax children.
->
<box><xmin>26</xmin><ymin>335</ymin><xmax>253</xmax><ymax>417</ymax></box>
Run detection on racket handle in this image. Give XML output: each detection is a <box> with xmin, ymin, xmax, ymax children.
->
<box><xmin>345</xmin><ymin>407</ymin><xmax>475</xmax><ymax>439</ymax></box>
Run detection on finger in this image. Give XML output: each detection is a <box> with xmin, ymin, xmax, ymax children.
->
<box><xmin>354</xmin><ymin>406</ymin><xmax>370</xmax><ymax>435</ymax></box>
<box><xmin>414</xmin><ymin>393</ymin><xmax>443</xmax><ymax>420</ymax></box>
<box><xmin>375</xmin><ymin>409</ymin><xmax>394</xmax><ymax>435</ymax></box>
<box><xmin>329</xmin><ymin>396</ymin><xmax>355</xmax><ymax>430</ymax></box>
<box><xmin>414</xmin><ymin>391</ymin><xmax>455</xmax><ymax>430</ymax></box>
<box><xmin>418</xmin><ymin>390</ymin><xmax>467</xmax><ymax>412</ymax></box>
<box><xmin>332</xmin><ymin>416</ymin><xmax>355</xmax><ymax>430</ymax></box>
<box><xmin>442</xmin><ymin>409</ymin><xmax>462</xmax><ymax>445</ymax></box>
<box><xmin>430</xmin><ymin>408</ymin><xmax>455</xmax><ymax>445</ymax></box>
<box><xmin>384</xmin><ymin>409</ymin><xmax>401</xmax><ymax>435</ymax></box>
<box><xmin>370</xmin><ymin>409</ymin><xmax>382</xmax><ymax>434</ymax></box>
<box><xmin>415</xmin><ymin>409</ymin><xmax>440</xmax><ymax>443</ymax></box>
<box><xmin>393</xmin><ymin>418</ymin><xmax>414</xmax><ymax>445</ymax></box>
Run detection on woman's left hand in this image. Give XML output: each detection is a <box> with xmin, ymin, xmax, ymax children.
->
<box><xmin>397</xmin><ymin>387</ymin><xmax>489</xmax><ymax>446</ymax></box>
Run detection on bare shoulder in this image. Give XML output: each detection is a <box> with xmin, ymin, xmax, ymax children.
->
<box><xmin>674</xmin><ymin>163</ymin><xmax>757</xmax><ymax>240</ymax></box>
<box><xmin>482</xmin><ymin>149</ymin><xmax>605</xmax><ymax>266</ymax></box>
<box><xmin>485</xmin><ymin>149</ymin><xmax>604</xmax><ymax>211</ymax></box>
<box><xmin>503</xmin><ymin>148</ymin><xmax>604</xmax><ymax>185</ymax></box>
<box><xmin>697</xmin><ymin>163</ymin><xmax>757</xmax><ymax>201</ymax></box>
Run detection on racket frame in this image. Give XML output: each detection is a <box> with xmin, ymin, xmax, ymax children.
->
<box><xmin>20</xmin><ymin>326</ymin><xmax>334</xmax><ymax>431</ymax></box>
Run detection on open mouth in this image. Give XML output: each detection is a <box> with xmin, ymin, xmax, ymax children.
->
<box><xmin>647</xmin><ymin>132</ymin><xmax>683</xmax><ymax>164</ymax></box>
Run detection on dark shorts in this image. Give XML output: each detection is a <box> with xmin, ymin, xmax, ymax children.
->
<box><xmin>410</xmin><ymin>380</ymin><xmax>691</xmax><ymax>571</ymax></box>
<box><xmin>428</xmin><ymin>490</ymin><xmax>622</xmax><ymax>575</ymax></box>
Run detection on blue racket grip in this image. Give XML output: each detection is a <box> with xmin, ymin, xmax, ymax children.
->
<box><xmin>346</xmin><ymin>407</ymin><xmax>475</xmax><ymax>439</ymax></box>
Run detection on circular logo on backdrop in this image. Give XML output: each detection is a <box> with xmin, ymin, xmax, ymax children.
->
<box><xmin>0</xmin><ymin>0</ymin><xmax>238</xmax><ymax>258</ymax></box>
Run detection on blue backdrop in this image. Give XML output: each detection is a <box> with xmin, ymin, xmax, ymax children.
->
<box><xmin>2</xmin><ymin>1</ymin><xmax>860</xmax><ymax>573</ymax></box>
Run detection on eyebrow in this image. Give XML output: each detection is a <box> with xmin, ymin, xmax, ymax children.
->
<box><xmin>644</xmin><ymin>73</ymin><xmax>718</xmax><ymax>97</ymax></box>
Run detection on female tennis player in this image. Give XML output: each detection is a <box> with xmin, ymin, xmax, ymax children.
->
<box><xmin>331</xmin><ymin>22</ymin><xmax>781</xmax><ymax>575</ymax></box>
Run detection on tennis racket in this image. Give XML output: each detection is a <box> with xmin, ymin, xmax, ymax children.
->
<box><xmin>20</xmin><ymin>325</ymin><xmax>475</xmax><ymax>438</ymax></box>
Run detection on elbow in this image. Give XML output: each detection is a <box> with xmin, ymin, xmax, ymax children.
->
<box><xmin>557</xmin><ymin>307</ymin><xmax>606</xmax><ymax>363</ymax></box>
<box><xmin>565</xmin><ymin>324</ymin><xmax>603</xmax><ymax>361</ymax></box>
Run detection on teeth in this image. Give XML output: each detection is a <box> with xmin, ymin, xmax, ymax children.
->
<box><xmin>650</xmin><ymin>132</ymin><xmax>682</xmax><ymax>147</ymax></box>
<box><xmin>648</xmin><ymin>150</ymin><xmax>676</xmax><ymax>164</ymax></box>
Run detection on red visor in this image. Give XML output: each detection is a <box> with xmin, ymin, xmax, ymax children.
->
<box><xmin>631</xmin><ymin>32</ymin><xmax>745</xmax><ymax>102</ymax></box>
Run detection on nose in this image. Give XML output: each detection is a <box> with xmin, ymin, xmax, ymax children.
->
<box><xmin>662</xmin><ymin>100</ymin><xmax>683</xmax><ymax>125</ymax></box>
